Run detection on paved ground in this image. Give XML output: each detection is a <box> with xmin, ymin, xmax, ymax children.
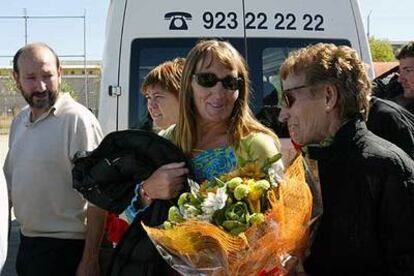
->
<box><xmin>2</xmin><ymin>222</ymin><xmax>18</xmax><ymax>276</ymax></box>
<box><xmin>1</xmin><ymin>134</ymin><xmax>18</xmax><ymax>276</ymax></box>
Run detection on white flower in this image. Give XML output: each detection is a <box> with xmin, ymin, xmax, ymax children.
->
<box><xmin>200</xmin><ymin>187</ymin><xmax>228</xmax><ymax>220</ymax></box>
<box><xmin>188</xmin><ymin>178</ymin><xmax>200</xmax><ymax>194</ymax></box>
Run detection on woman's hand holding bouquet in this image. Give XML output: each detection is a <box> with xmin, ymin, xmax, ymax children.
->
<box><xmin>143</xmin><ymin>151</ymin><xmax>314</xmax><ymax>276</ymax></box>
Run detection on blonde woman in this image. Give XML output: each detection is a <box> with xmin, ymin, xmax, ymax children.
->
<box><xmin>112</xmin><ymin>40</ymin><xmax>284</xmax><ymax>276</ymax></box>
<box><xmin>144</xmin><ymin>39</ymin><xmax>283</xmax><ymax>197</ymax></box>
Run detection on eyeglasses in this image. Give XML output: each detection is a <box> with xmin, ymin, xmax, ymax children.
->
<box><xmin>193</xmin><ymin>73</ymin><xmax>243</xmax><ymax>91</ymax></box>
<box><xmin>281</xmin><ymin>84</ymin><xmax>310</xmax><ymax>108</ymax></box>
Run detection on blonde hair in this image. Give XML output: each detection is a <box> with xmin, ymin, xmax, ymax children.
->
<box><xmin>280</xmin><ymin>43</ymin><xmax>371</xmax><ymax>121</ymax></box>
<box><xmin>171</xmin><ymin>39</ymin><xmax>279</xmax><ymax>153</ymax></box>
<box><xmin>141</xmin><ymin>58</ymin><xmax>185</xmax><ymax>97</ymax></box>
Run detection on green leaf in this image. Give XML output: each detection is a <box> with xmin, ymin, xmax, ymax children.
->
<box><xmin>262</xmin><ymin>153</ymin><xmax>282</xmax><ymax>172</ymax></box>
<box><xmin>213</xmin><ymin>177</ymin><xmax>226</xmax><ymax>188</ymax></box>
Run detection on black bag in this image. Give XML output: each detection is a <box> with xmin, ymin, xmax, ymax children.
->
<box><xmin>72</xmin><ymin>129</ymin><xmax>188</xmax><ymax>214</ymax></box>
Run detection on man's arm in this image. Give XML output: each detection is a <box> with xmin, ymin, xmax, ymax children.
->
<box><xmin>70</xmin><ymin>106</ymin><xmax>105</xmax><ymax>275</ymax></box>
<box><xmin>76</xmin><ymin>206</ymin><xmax>107</xmax><ymax>276</ymax></box>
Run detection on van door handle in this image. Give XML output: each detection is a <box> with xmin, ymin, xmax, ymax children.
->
<box><xmin>108</xmin><ymin>85</ymin><xmax>122</xmax><ymax>96</ymax></box>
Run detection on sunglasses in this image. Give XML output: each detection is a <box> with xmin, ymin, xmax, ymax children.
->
<box><xmin>281</xmin><ymin>84</ymin><xmax>310</xmax><ymax>108</ymax></box>
<box><xmin>193</xmin><ymin>73</ymin><xmax>243</xmax><ymax>91</ymax></box>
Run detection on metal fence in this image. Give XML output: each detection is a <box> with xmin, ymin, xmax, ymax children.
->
<box><xmin>0</xmin><ymin>75</ymin><xmax>101</xmax><ymax>118</ymax></box>
<box><xmin>0</xmin><ymin>9</ymin><xmax>92</xmax><ymax>108</ymax></box>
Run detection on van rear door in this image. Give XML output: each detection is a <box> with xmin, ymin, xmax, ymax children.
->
<box><xmin>99</xmin><ymin>0</ymin><xmax>372</xmax><ymax>135</ymax></box>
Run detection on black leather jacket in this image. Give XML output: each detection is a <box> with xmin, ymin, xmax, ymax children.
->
<box><xmin>304</xmin><ymin>119</ymin><xmax>414</xmax><ymax>276</ymax></box>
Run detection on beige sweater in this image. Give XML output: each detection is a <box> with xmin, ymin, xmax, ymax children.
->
<box><xmin>3</xmin><ymin>93</ymin><xmax>103</xmax><ymax>239</ymax></box>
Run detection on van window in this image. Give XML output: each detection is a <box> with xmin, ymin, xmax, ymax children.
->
<box><xmin>129</xmin><ymin>38</ymin><xmax>350</xmax><ymax>136</ymax></box>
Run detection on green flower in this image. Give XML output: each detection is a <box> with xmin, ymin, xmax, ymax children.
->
<box><xmin>177</xmin><ymin>192</ymin><xmax>190</xmax><ymax>207</ymax></box>
<box><xmin>234</xmin><ymin>185</ymin><xmax>250</xmax><ymax>200</ymax></box>
<box><xmin>178</xmin><ymin>192</ymin><xmax>201</xmax><ymax>208</ymax></box>
<box><xmin>163</xmin><ymin>221</ymin><xmax>173</xmax><ymax>229</ymax></box>
<box><xmin>247</xmin><ymin>179</ymin><xmax>270</xmax><ymax>202</ymax></box>
<box><xmin>224</xmin><ymin>201</ymin><xmax>249</xmax><ymax>223</ymax></box>
<box><xmin>226</xmin><ymin>177</ymin><xmax>243</xmax><ymax>190</ymax></box>
<box><xmin>248</xmin><ymin>213</ymin><xmax>265</xmax><ymax>225</ymax></box>
<box><xmin>168</xmin><ymin>206</ymin><xmax>184</xmax><ymax>223</ymax></box>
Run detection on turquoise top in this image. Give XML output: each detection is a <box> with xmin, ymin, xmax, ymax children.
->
<box><xmin>122</xmin><ymin>147</ymin><xmax>238</xmax><ymax>224</ymax></box>
<box><xmin>190</xmin><ymin>146</ymin><xmax>237</xmax><ymax>182</ymax></box>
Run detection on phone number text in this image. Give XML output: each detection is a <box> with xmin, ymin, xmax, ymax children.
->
<box><xmin>202</xmin><ymin>11</ymin><xmax>325</xmax><ymax>31</ymax></box>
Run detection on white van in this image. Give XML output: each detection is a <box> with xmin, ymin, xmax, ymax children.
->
<box><xmin>99</xmin><ymin>0</ymin><xmax>373</xmax><ymax>136</ymax></box>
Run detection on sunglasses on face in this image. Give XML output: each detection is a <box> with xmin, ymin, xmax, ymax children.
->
<box><xmin>193</xmin><ymin>73</ymin><xmax>243</xmax><ymax>91</ymax></box>
<box><xmin>281</xmin><ymin>84</ymin><xmax>310</xmax><ymax>108</ymax></box>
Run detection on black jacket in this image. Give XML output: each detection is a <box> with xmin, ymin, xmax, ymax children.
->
<box><xmin>108</xmin><ymin>202</ymin><xmax>177</xmax><ymax>276</ymax></box>
<box><xmin>367</xmin><ymin>96</ymin><xmax>414</xmax><ymax>159</ymax></box>
<box><xmin>304</xmin><ymin>119</ymin><xmax>414</xmax><ymax>276</ymax></box>
<box><xmin>72</xmin><ymin>130</ymin><xmax>188</xmax><ymax>276</ymax></box>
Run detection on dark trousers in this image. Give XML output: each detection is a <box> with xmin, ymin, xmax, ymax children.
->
<box><xmin>16</xmin><ymin>233</ymin><xmax>85</xmax><ymax>276</ymax></box>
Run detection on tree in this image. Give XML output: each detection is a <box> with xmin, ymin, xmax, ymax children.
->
<box><xmin>0</xmin><ymin>77</ymin><xmax>18</xmax><ymax>95</ymax></box>
<box><xmin>369</xmin><ymin>37</ymin><xmax>395</xmax><ymax>62</ymax></box>
<box><xmin>60</xmin><ymin>79</ymin><xmax>79</xmax><ymax>100</ymax></box>
<box><xmin>0</xmin><ymin>77</ymin><xmax>79</xmax><ymax>101</ymax></box>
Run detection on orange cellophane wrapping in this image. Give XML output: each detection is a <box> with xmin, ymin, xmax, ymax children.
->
<box><xmin>143</xmin><ymin>155</ymin><xmax>312</xmax><ymax>275</ymax></box>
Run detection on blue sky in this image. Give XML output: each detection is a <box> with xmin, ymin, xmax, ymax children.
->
<box><xmin>0</xmin><ymin>0</ymin><xmax>412</xmax><ymax>66</ymax></box>
<box><xmin>0</xmin><ymin>0</ymin><xmax>110</xmax><ymax>65</ymax></box>
<box><xmin>359</xmin><ymin>0</ymin><xmax>413</xmax><ymax>42</ymax></box>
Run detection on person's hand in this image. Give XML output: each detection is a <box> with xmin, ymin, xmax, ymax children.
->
<box><xmin>76</xmin><ymin>255</ymin><xmax>100</xmax><ymax>276</ymax></box>
<box><xmin>143</xmin><ymin>162</ymin><xmax>188</xmax><ymax>200</ymax></box>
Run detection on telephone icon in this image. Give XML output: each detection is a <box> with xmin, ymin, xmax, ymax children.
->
<box><xmin>164</xmin><ymin>12</ymin><xmax>192</xmax><ymax>30</ymax></box>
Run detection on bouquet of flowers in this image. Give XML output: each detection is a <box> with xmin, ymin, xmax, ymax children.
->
<box><xmin>163</xmin><ymin>152</ymin><xmax>281</xmax><ymax>236</ymax></box>
<box><xmin>143</xmin><ymin>153</ymin><xmax>314</xmax><ymax>275</ymax></box>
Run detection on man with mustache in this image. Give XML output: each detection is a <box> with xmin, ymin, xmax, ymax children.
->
<box><xmin>3</xmin><ymin>43</ymin><xmax>106</xmax><ymax>276</ymax></box>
